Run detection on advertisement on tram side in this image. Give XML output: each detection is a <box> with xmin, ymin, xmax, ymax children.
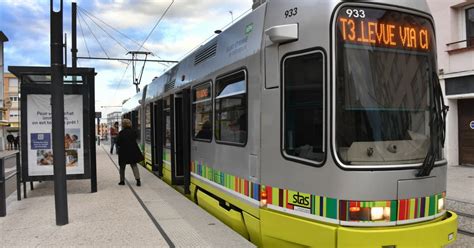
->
<box><xmin>26</xmin><ymin>94</ymin><xmax>85</xmax><ymax>176</ymax></box>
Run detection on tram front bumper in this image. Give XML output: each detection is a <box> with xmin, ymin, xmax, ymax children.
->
<box><xmin>337</xmin><ymin>211</ymin><xmax>458</xmax><ymax>248</ymax></box>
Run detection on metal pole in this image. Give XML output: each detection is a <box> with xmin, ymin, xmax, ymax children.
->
<box><xmin>50</xmin><ymin>0</ymin><xmax>68</xmax><ymax>226</ymax></box>
<box><xmin>89</xmin><ymin>71</ymin><xmax>97</xmax><ymax>193</ymax></box>
<box><xmin>97</xmin><ymin>118</ymin><xmax>100</xmax><ymax>146</ymax></box>
<box><xmin>71</xmin><ymin>2</ymin><xmax>77</xmax><ymax>69</ymax></box>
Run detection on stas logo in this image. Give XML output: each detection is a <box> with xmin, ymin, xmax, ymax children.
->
<box><xmin>288</xmin><ymin>191</ymin><xmax>311</xmax><ymax>208</ymax></box>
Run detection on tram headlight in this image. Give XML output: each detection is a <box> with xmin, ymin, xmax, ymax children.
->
<box><xmin>370</xmin><ymin>207</ymin><xmax>384</xmax><ymax>220</ymax></box>
<box><xmin>438</xmin><ymin>198</ymin><xmax>445</xmax><ymax>211</ymax></box>
<box><xmin>260</xmin><ymin>190</ymin><xmax>268</xmax><ymax>207</ymax></box>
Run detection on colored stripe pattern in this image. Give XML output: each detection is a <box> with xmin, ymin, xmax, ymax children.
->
<box><xmin>398</xmin><ymin>192</ymin><xmax>444</xmax><ymax>221</ymax></box>
<box><xmin>191</xmin><ymin>161</ymin><xmax>260</xmax><ymax>201</ymax></box>
<box><xmin>191</xmin><ymin>160</ymin><xmax>446</xmax><ymax>223</ymax></box>
<box><xmin>263</xmin><ymin>186</ymin><xmax>338</xmax><ymax>219</ymax></box>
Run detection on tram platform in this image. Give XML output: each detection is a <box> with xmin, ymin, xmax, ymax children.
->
<box><xmin>0</xmin><ymin>145</ymin><xmax>255</xmax><ymax>247</ymax></box>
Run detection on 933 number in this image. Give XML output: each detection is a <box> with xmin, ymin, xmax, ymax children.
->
<box><xmin>346</xmin><ymin>9</ymin><xmax>366</xmax><ymax>18</ymax></box>
<box><xmin>285</xmin><ymin>7</ymin><xmax>298</xmax><ymax>18</ymax></box>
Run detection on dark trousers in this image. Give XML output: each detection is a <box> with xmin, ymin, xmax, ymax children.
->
<box><xmin>110</xmin><ymin>137</ymin><xmax>117</xmax><ymax>154</ymax></box>
<box><xmin>119</xmin><ymin>163</ymin><xmax>140</xmax><ymax>182</ymax></box>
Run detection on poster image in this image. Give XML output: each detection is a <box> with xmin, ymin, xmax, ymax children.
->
<box><xmin>27</xmin><ymin>94</ymin><xmax>85</xmax><ymax>176</ymax></box>
<box><xmin>37</xmin><ymin>150</ymin><xmax>53</xmax><ymax>166</ymax></box>
<box><xmin>65</xmin><ymin>128</ymin><xmax>81</xmax><ymax>149</ymax></box>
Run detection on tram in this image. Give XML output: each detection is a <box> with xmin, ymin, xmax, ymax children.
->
<box><xmin>122</xmin><ymin>0</ymin><xmax>458</xmax><ymax>247</ymax></box>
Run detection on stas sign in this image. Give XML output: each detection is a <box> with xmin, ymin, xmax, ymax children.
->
<box><xmin>337</xmin><ymin>7</ymin><xmax>433</xmax><ymax>52</ymax></box>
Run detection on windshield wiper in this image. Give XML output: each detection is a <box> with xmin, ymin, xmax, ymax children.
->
<box><xmin>417</xmin><ymin>72</ymin><xmax>448</xmax><ymax>177</ymax></box>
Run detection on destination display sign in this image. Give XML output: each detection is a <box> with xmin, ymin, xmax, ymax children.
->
<box><xmin>194</xmin><ymin>84</ymin><xmax>211</xmax><ymax>101</ymax></box>
<box><xmin>337</xmin><ymin>7</ymin><xmax>433</xmax><ymax>52</ymax></box>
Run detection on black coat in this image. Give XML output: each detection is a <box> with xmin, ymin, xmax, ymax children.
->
<box><xmin>117</xmin><ymin>128</ymin><xmax>144</xmax><ymax>165</ymax></box>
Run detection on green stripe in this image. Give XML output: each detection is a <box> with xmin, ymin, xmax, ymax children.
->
<box><xmin>326</xmin><ymin>198</ymin><xmax>338</xmax><ymax>219</ymax></box>
<box><xmin>390</xmin><ymin>200</ymin><xmax>397</xmax><ymax>221</ymax></box>
<box><xmin>429</xmin><ymin>195</ymin><xmax>436</xmax><ymax>216</ymax></box>
<box><xmin>417</xmin><ymin>198</ymin><xmax>421</xmax><ymax>218</ymax></box>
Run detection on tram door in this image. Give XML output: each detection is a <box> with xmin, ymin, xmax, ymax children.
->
<box><xmin>154</xmin><ymin>100</ymin><xmax>164</xmax><ymax>177</ymax></box>
<box><xmin>171</xmin><ymin>89</ymin><xmax>191</xmax><ymax>190</ymax></box>
<box><xmin>459</xmin><ymin>99</ymin><xmax>474</xmax><ymax>165</ymax></box>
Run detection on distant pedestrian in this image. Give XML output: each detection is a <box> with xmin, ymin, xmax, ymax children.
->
<box><xmin>6</xmin><ymin>134</ymin><xmax>14</xmax><ymax>150</ymax></box>
<box><xmin>117</xmin><ymin>119</ymin><xmax>143</xmax><ymax>186</ymax></box>
<box><xmin>110</xmin><ymin>122</ymin><xmax>119</xmax><ymax>154</ymax></box>
<box><xmin>14</xmin><ymin>135</ymin><xmax>20</xmax><ymax>150</ymax></box>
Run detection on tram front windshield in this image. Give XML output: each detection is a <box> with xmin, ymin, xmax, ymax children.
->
<box><xmin>335</xmin><ymin>7</ymin><xmax>437</xmax><ymax>165</ymax></box>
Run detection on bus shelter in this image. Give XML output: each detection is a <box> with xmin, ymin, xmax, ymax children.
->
<box><xmin>8</xmin><ymin>66</ymin><xmax>97</xmax><ymax>193</ymax></box>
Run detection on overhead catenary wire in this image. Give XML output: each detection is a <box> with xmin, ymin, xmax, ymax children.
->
<box><xmin>78</xmin><ymin>8</ymin><xmax>129</xmax><ymax>52</ymax></box>
<box><xmin>77</xmin><ymin>11</ymin><xmax>91</xmax><ymax>58</ymax></box>
<box><xmin>138</xmin><ymin>0</ymin><xmax>174</xmax><ymax>51</ymax></box>
<box><xmin>74</xmin><ymin>1</ymin><xmax>178</xmax><ymax>96</ymax></box>
<box><xmin>113</xmin><ymin>62</ymin><xmax>131</xmax><ymax>98</ymax></box>
<box><xmin>77</xmin><ymin>5</ymin><xmax>156</xmax><ymax>56</ymax></box>
<box><xmin>78</xmin><ymin>11</ymin><xmax>111</xmax><ymax>59</ymax></box>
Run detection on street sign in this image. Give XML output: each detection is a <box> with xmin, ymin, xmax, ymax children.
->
<box><xmin>470</xmin><ymin>121</ymin><xmax>474</xmax><ymax>130</ymax></box>
<box><xmin>95</xmin><ymin>112</ymin><xmax>102</xmax><ymax>119</ymax></box>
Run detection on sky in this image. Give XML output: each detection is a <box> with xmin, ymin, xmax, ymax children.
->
<box><xmin>0</xmin><ymin>0</ymin><xmax>252</xmax><ymax>117</ymax></box>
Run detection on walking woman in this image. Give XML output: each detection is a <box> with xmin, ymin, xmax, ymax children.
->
<box><xmin>117</xmin><ymin>118</ymin><xmax>143</xmax><ymax>186</ymax></box>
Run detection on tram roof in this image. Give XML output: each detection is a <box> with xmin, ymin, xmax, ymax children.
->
<box><xmin>122</xmin><ymin>91</ymin><xmax>142</xmax><ymax>114</ymax></box>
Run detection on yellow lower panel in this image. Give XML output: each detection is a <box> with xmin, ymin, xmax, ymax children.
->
<box><xmin>191</xmin><ymin>177</ymin><xmax>259</xmax><ymax>218</ymax></box>
<box><xmin>162</xmin><ymin>167</ymin><xmax>172</xmax><ymax>185</ymax></box>
<box><xmin>243</xmin><ymin>212</ymin><xmax>262</xmax><ymax>247</ymax></box>
<box><xmin>260</xmin><ymin>208</ymin><xmax>338</xmax><ymax>248</ymax></box>
<box><xmin>196</xmin><ymin>190</ymin><xmax>249</xmax><ymax>239</ymax></box>
<box><xmin>337</xmin><ymin>211</ymin><xmax>458</xmax><ymax>248</ymax></box>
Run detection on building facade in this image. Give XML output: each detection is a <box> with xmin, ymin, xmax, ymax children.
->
<box><xmin>3</xmin><ymin>73</ymin><xmax>20</xmax><ymax>133</ymax></box>
<box><xmin>107</xmin><ymin>111</ymin><xmax>121</xmax><ymax>129</ymax></box>
<box><xmin>1</xmin><ymin>32</ymin><xmax>9</xmax><ymax>150</ymax></box>
<box><xmin>428</xmin><ymin>0</ymin><xmax>474</xmax><ymax>166</ymax></box>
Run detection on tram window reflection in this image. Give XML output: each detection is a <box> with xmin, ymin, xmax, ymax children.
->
<box><xmin>215</xmin><ymin>70</ymin><xmax>247</xmax><ymax>145</ymax></box>
<box><xmin>283</xmin><ymin>51</ymin><xmax>324</xmax><ymax>163</ymax></box>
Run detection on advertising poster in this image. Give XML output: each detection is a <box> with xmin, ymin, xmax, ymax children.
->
<box><xmin>27</xmin><ymin>94</ymin><xmax>84</xmax><ymax>176</ymax></box>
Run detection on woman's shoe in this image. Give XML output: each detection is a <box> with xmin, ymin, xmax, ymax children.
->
<box><xmin>118</xmin><ymin>181</ymin><xmax>125</xmax><ymax>185</ymax></box>
<box><xmin>136</xmin><ymin>179</ymin><xmax>141</xmax><ymax>187</ymax></box>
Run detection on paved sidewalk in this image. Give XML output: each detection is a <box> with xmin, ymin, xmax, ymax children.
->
<box><xmin>0</xmin><ymin>146</ymin><xmax>254</xmax><ymax>247</ymax></box>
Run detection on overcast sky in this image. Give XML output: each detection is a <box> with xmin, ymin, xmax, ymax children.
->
<box><xmin>0</xmin><ymin>0</ymin><xmax>252</xmax><ymax>116</ymax></box>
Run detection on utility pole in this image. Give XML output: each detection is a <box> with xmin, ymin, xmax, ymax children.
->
<box><xmin>71</xmin><ymin>2</ymin><xmax>77</xmax><ymax>69</ymax></box>
<box><xmin>50</xmin><ymin>0</ymin><xmax>68</xmax><ymax>226</ymax></box>
<box><xmin>127</xmin><ymin>51</ymin><xmax>151</xmax><ymax>93</ymax></box>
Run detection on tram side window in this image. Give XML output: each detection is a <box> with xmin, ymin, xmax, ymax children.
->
<box><xmin>283</xmin><ymin>51</ymin><xmax>324</xmax><ymax>163</ymax></box>
<box><xmin>215</xmin><ymin>70</ymin><xmax>247</xmax><ymax>145</ymax></box>
<box><xmin>163</xmin><ymin>97</ymin><xmax>171</xmax><ymax>148</ymax></box>
<box><xmin>192</xmin><ymin>82</ymin><xmax>212</xmax><ymax>141</ymax></box>
<box><xmin>133</xmin><ymin>110</ymin><xmax>141</xmax><ymax>141</ymax></box>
